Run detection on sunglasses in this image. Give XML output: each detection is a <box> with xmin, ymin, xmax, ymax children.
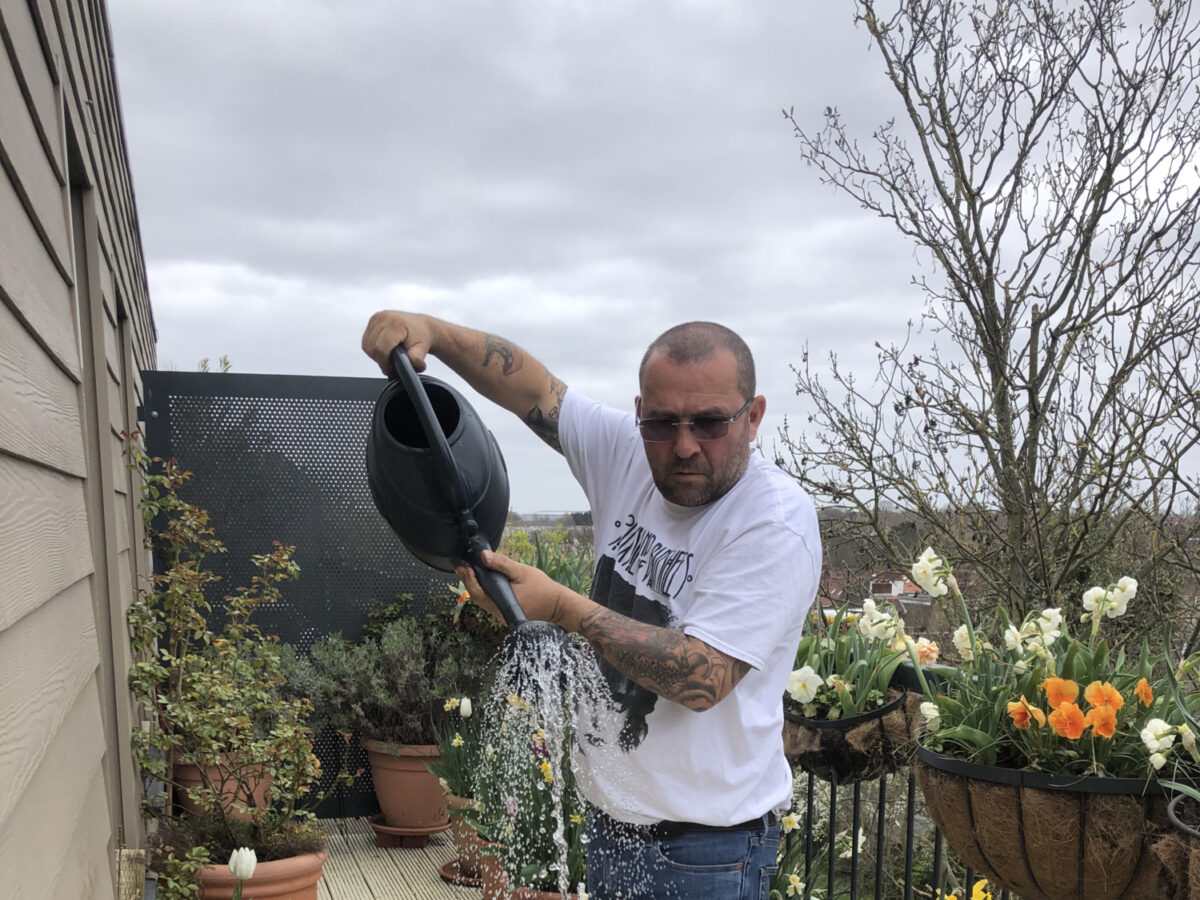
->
<box><xmin>636</xmin><ymin>397</ymin><xmax>754</xmax><ymax>443</ymax></box>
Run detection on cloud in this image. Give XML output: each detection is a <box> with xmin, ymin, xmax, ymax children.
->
<box><xmin>112</xmin><ymin>0</ymin><xmax>926</xmax><ymax>510</ymax></box>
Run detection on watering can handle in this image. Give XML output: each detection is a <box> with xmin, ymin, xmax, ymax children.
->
<box><xmin>388</xmin><ymin>345</ymin><xmax>529</xmax><ymax>629</ymax></box>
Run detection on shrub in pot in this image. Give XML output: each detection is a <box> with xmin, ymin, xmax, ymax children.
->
<box><xmin>291</xmin><ymin>590</ymin><xmax>502</xmax><ymax>840</ymax></box>
<box><xmin>125</xmin><ymin>440</ymin><xmax>347</xmax><ymax>899</ymax></box>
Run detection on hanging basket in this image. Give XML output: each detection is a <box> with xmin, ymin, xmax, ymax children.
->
<box><xmin>783</xmin><ymin>688</ymin><xmax>921</xmax><ymax>784</ymax></box>
<box><xmin>916</xmin><ymin>745</ymin><xmax>1199</xmax><ymax>899</ymax></box>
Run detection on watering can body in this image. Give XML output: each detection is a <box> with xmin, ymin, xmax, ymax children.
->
<box><xmin>365</xmin><ymin>373</ymin><xmax>509</xmax><ymax>573</ymax></box>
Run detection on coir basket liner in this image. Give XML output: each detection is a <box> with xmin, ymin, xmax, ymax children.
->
<box><xmin>784</xmin><ymin>689</ymin><xmax>921</xmax><ymax>784</ymax></box>
<box><xmin>915</xmin><ymin>745</ymin><xmax>1199</xmax><ymax>899</ymax></box>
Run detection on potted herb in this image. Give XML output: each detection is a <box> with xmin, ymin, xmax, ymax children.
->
<box><xmin>125</xmin><ymin>441</ymin><xmax>346</xmax><ymax>900</ymax></box>
<box><xmin>909</xmin><ymin>547</ymin><xmax>1200</xmax><ymax>899</ymax></box>
<box><xmin>292</xmin><ymin>588</ymin><xmax>502</xmax><ymax>845</ymax></box>
<box><xmin>783</xmin><ymin>600</ymin><xmax>933</xmax><ymax>783</ymax></box>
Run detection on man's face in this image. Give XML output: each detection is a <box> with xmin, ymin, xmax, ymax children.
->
<box><xmin>636</xmin><ymin>349</ymin><xmax>765</xmax><ymax>507</ymax></box>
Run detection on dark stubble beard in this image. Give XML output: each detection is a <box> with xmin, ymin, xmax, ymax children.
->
<box><xmin>653</xmin><ymin>439</ymin><xmax>753</xmax><ymax>508</ymax></box>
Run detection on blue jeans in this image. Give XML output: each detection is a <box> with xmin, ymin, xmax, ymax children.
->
<box><xmin>585</xmin><ymin>809</ymin><xmax>780</xmax><ymax>899</ymax></box>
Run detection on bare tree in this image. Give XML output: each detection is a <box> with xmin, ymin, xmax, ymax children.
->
<box><xmin>779</xmin><ymin>0</ymin><xmax>1200</xmax><ymax>633</ymax></box>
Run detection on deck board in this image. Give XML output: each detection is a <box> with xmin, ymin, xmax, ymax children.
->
<box><xmin>318</xmin><ymin>818</ymin><xmax>472</xmax><ymax>899</ymax></box>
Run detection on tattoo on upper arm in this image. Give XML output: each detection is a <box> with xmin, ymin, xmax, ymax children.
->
<box><xmin>579</xmin><ymin>606</ymin><xmax>750</xmax><ymax>710</ymax></box>
<box><xmin>524</xmin><ymin>374</ymin><xmax>567</xmax><ymax>453</ymax></box>
<box><xmin>482</xmin><ymin>335</ymin><xmax>523</xmax><ymax>375</ymax></box>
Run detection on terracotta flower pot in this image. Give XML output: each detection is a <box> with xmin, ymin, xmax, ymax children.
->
<box><xmin>360</xmin><ymin>738</ymin><xmax>449</xmax><ymax>830</ymax></box>
<box><xmin>197</xmin><ymin>849</ymin><xmax>327</xmax><ymax>900</ymax></box>
<box><xmin>783</xmin><ymin>689</ymin><xmax>920</xmax><ymax>783</ymax></box>
<box><xmin>446</xmin><ymin>792</ymin><xmax>484</xmax><ymax>878</ymax></box>
<box><xmin>479</xmin><ymin>845</ymin><xmax>577</xmax><ymax>900</ymax></box>
<box><xmin>916</xmin><ymin>746</ymin><xmax>1198</xmax><ymax>899</ymax></box>
<box><xmin>172</xmin><ymin>752</ymin><xmax>272</xmax><ymax>822</ymax></box>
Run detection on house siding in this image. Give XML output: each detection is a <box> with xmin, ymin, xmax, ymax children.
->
<box><xmin>1</xmin><ymin>0</ymin><xmax>155</xmax><ymax>896</ymax></box>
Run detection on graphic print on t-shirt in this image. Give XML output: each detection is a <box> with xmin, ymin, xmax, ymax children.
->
<box><xmin>589</xmin><ymin>513</ymin><xmax>694</xmax><ymax>750</ymax></box>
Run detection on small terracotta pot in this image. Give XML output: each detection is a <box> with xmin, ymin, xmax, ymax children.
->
<box><xmin>445</xmin><ymin>792</ymin><xmax>484</xmax><ymax>877</ymax></box>
<box><xmin>360</xmin><ymin>738</ymin><xmax>448</xmax><ymax>830</ymax></box>
<box><xmin>196</xmin><ymin>849</ymin><xmax>327</xmax><ymax>900</ymax></box>
<box><xmin>172</xmin><ymin>752</ymin><xmax>272</xmax><ymax>822</ymax></box>
<box><xmin>479</xmin><ymin>844</ymin><xmax>577</xmax><ymax>900</ymax></box>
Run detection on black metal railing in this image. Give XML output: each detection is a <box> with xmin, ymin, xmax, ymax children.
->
<box><xmin>785</xmin><ymin>767</ymin><xmax>1010</xmax><ymax>900</ymax></box>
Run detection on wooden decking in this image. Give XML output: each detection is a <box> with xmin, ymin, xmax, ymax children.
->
<box><xmin>317</xmin><ymin>818</ymin><xmax>476</xmax><ymax>899</ymax></box>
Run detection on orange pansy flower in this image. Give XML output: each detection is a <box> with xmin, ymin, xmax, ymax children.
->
<box><xmin>1135</xmin><ymin>677</ymin><xmax>1154</xmax><ymax>706</ymax></box>
<box><xmin>1083</xmin><ymin>681</ymin><xmax>1124</xmax><ymax>711</ymax></box>
<box><xmin>1085</xmin><ymin>704</ymin><xmax>1118</xmax><ymax>739</ymax></box>
<box><xmin>1048</xmin><ymin>701</ymin><xmax>1087</xmax><ymax>739</ymax></box>
<box><xmin>1042</xmin><ymin>677</ymin><xmax>1079</xmax><ymax>708</ymax></box>
<box><xmin>1007</xmin><ymin>696</ymin><xmax>1047</xmax><ymax>730</ymax></box>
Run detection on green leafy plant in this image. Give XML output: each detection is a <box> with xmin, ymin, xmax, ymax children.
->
<box><xmin>292</xmin><ymin>589</ymin><xmax>503</xmax><ymax>746</ymax></box>
<box><xmin>124</xmin><ymin>436</ymin><xmax>346</xmax><ymax>899</ymax></box>
<box><xmin>501</xmin><ymin>526</ymin><xmax>594</xmax><ymax>594</ymax></box>
<box><xmin>785</xmin><ymin>601</ymin><xmax>937</xmax><ymax>719</ymax></box>
<box><xmin>912</xmin><ymin>547</ymin><xmax>1200</xmax><ymax>779</ymax></box>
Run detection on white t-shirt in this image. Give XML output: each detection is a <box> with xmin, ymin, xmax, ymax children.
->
<box><xmin>560</xmin><ymin>389</ymin><xmax>820</xmax><ymax>826</ymax></box>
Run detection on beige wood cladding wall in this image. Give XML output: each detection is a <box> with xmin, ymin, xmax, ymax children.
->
<box><xmin>1</xmin><ymin>0</ymin><xmax>155</xmax><ymax>897</ymax></box>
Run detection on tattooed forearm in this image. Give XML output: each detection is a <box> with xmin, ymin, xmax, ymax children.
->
<box><xmin>524</xmin><ymin>374</ymin><xmax>567</xmax><ymax>453</ymax></box>
<box><xmin>482</xmin><ymin>335</ymin><xmax>523</xmax><ymax>376</ymax></box>
<box><xmin>579</xmin><ymin>606</ymin><xmax>750</xmax><ymax>710</ymax></box>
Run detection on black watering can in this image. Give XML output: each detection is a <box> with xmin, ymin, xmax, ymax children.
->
<box><xmin>366</xmin><ymin>346</ymin><xmax>565</xmax><ymax>645</ymax></box>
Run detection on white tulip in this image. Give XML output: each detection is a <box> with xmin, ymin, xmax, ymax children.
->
<box><xmin>460</xmin><ymin>698</ymin><xmax>472</xmax><ymax>718</ymax></box>
<box><xmin>228</xmin><ymin>847</ymin><xmax>256</xmax><ymax>881</ymax></box>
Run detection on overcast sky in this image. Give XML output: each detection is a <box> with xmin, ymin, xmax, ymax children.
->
<box><xmin>107</xmin><ymin>1</ymin><xmax>926</xmax><ymax>513</ymax></box>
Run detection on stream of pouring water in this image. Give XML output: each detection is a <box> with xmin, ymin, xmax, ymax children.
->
<box><xmin>476</xmin><ymin>632</ymin><xmax>633</xmax><ymax>897</ymax></box>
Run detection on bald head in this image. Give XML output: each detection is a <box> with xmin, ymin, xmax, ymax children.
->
<box><xmin>639</xmin><ymin>321</ymin><xmax>756</xmax><ymax>401</ymax></box>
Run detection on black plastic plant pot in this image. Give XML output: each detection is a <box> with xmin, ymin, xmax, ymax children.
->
<box><xmin>1167</xmin><ymin>792</ymin><xmax>1200</xmax><ymax>839</ymax></box>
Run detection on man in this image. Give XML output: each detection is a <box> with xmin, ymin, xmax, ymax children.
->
<box><xmin>362</xmin><ymin>311</ymin><xmax>819</xmax><ymax>899</ymax></box>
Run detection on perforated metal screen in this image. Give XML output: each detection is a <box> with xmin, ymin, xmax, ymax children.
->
<box><xmin>142</xmin><ymin>370</ymin><xmax>452</xmax><ymax>817</ymax></box>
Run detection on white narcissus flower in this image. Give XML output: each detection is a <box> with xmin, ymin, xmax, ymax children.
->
<box><xmin>1150</xmin><ymin>752</ymin><xmax>1168</xmax><ymax>771</ymax></box>
<box><xmin>857</xmin><ymin>599</ymin><xmax>879</xmax><ymax>636</ymax></box>
<box><xmin>787</xmin><ymin>666</ymin><xmax>822</xmax><ymax>704</ymax></box>
<box><xmin>1081</xmin><ymin>587</ymin><xmax>1106</xmax><ymax>617</ymax></box>
<box><xmin>914</xmin><ymin>636</ymin><xmax>939</xmax><ymax>665</ymax></box>
<box><xmin>780</xmin><ymin>812</ymin><xmax>801</xmax><ymax>833</ymax></box>
<box><xmin>577</xmin><ymin>884</ymin><xmax>589</xmax><ymax>900</ymax></box>
<box><xmin>1179</xmin><ymin>724</ymin><xmax>1199</xmax><ymax>761</ymax></box>
<box><xmin>912</xmin><ymin>547</ymin><xmax>949</xmax><ymax>597</ymax></box>
<box><xmin>228</xmin><ymin>847</ymin><xmax>256</xmax><ymax>881</ymax></box>
<box><xmin>460</xmin><ymin>698</ymin><xmax>472</xmax><ymax>718</ymax></box>
<box><xmin>1106</xmin><ymin>578</ymin><xmax>1136</xmax><ymax>618</ymax></box>
<box><xmin>952</xmin><ymin>624</ymin><xmax>974</xmax><ymax>661</ymax></box>
<box><xmin>920</xmin><ymin>701</ymin><xmax>940</xmax><ymax>730</ymax></box>
<box><xmin>1004</xmin><ymin>624</ymin><xmax>1022</xmax><ymax>652</ymax></box>
<box><xmin>1141</xmin><ymin>719</ymin><xmax>1176</xmax><ymax>753</ymax></box>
